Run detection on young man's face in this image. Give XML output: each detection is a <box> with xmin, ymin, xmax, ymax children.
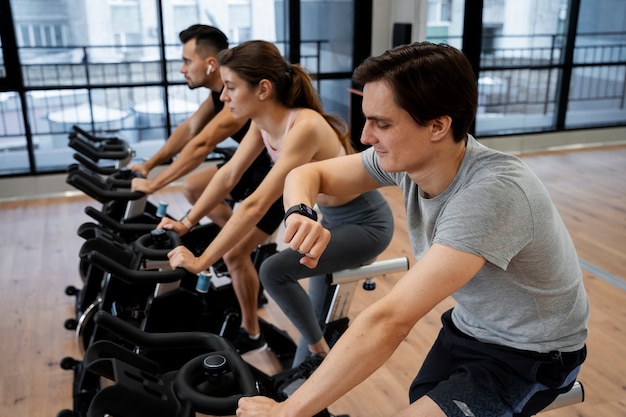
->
<box><xmin>179</xmin><ymin>39</ymin><xmax>210</xmax><ymax>89</ymax></box>
<box><xmin>360</xmin><ymin>80</ymin><xmax>434</xmax><ymax>174</ymax></box>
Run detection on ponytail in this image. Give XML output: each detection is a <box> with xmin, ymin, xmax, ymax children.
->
<box><xmin>218</xmin><ymin>40</ymin><xmax>354</xmax><ymax>153</ymax></box>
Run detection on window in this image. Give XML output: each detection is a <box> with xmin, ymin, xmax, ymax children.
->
<box><xmin>426</xmin><ymin>0</ymin><xmax>460</xmax><ymax>49</ymax></box>
<box><xmin>473</xmin><ymin>0</ymin><xmax>626</xmax><ymax>135</ymax></box>
<box><xmin>228</xmin><ymin>3</ymin><xmax>252</xmax><ymax>43</ymax></box>
<box><xmin>173</xmin><ymin>5</ymin><xmax>199</xmax><ymax>35</ymax></box>
<box><xmin>566</xmin><ymin>0</ymin><xmax>626</xmax><ymax>129</ymax></box>
<box><xmin>111</xmin><ymin>2</ymin><xmax>142</xmax><ymax>57</ymax></box>
<box><xmin>2</xmin><ymin>0</ymin><xmax>360</xmax><ymax>176</ymax></box>
<box><xmin>426</xmin><ymin>0</ymin><xmax>626</xmax><ymax>136</ymax></box>
<box><xmin>427</xmin><ymin>0</ymin><xmax>452</xmax><ymax>23</ymax></box>
<box><xmin>16</xmin><ymin>23</ymin><xmax>66</xmax><ymax>47</ymax></box>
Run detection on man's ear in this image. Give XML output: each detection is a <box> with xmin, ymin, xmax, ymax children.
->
<box><xmin>257</xmin><ymin>79</ymin><xmax>272</xmax><ymax>101</ymax></box>
<box><xmin>430</xmin><ymin>115</ymin><xmax>453</xmax><ymax>142</ymax></box>
<box><xmin>205</xmin><ymin>57</ymin><xmax>217</xmax><ymax>74</ymax></box>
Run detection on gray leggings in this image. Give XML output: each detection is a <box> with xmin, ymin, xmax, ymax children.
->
<box><xmin>259</xmin><ymin>190</ymin><xmax>394</xmax><ymax>366</ymax></box>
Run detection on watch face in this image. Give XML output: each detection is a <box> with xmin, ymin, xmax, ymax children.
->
<box><xmin>284</xmin><ymin>204</ymin><xmax>317</xmax><ymax>224</ymax></box>
<box><xmin>298</xmin><ymin>204</ymin><xmax>317</xmax><ymax>220</ymax></box>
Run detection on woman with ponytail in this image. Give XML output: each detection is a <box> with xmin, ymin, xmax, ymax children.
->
<box><xmin>159</xmin><ymin>41</ymin><xmax>394</xmax><ymax>361</ymax></box>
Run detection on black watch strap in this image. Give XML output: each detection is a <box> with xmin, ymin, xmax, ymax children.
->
<box><xmin>284</xmin><ymin>203</ymin><xmax>318</xmax><ymax>225</ymax></box>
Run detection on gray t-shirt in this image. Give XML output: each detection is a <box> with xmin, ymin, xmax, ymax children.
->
<box><xmin>362</xmin><ymin>135</ymin><xmax>589</xmax><ymax>353</ymax></box>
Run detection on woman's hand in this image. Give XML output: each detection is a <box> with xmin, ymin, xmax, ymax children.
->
<box><xmin>237</xmin><ymin>396</ymin><xmax>286</xmax><ymax>417</ymax></box>
<box><xmin>283</xmin><ymin>216</ymin><xmax>331</xmax><ymax>269</ymax></box>
<box><xmin>157</xmin><ymin>217</ymin><xmax>190</xmax><ymax>236</ymax></box>
<box><xmin>167</xmin><ymin>245</ymin><xmax>204</xmax><ymax>274</ymax></box>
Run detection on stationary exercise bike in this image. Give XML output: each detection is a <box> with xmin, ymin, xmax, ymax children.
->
<box><xmin>64</xmin><ymin>125</ymin><xmax>162</xmax><ymax>231</ymax></box>
<box><xmin>64</xmin><ymin>124</ymin><xmax>236</xmax><ymax>244</ymax></box>
<box><xmin>63</xmin><ymin>215</ymin><xmax>228</xmax><ymax>335</ymax></box>
<box><xmin>63</xmin><ymin>135</ymin><xmax>238</xmax><ymax>326</ymax></box>
<box><xmin>57</xmin><ymin>309</ymin><xmax>257</xmax><ymax>417</ymax></box>
<box><xmin>58</xmin><ymin>310</ymin><xmax>323</xmax><ymax>417</ymax></box>
<box><xmin>58</xmin><ymin>230</ymin><xmax>410</xmax><ymax>417</ymax></box>
<box><xmin>59</xmin><ymin>225</ymin><xmax>290</xmax><ymax>416</ymax></box>
<box><xmin>67</xmin><ymin>125</ymin><xmax>135</xmax><ymax>171</ymax></box>
<box><xmin>64</xmin><ymin>223</ymin><xmax>264</xmax><ymax>353</ymax></box>
<box><xmin>57</xmin><ymin>248</ymin><xmax>410</xmax><ymax>417</ymax></box>
<box><xmin>66</xmin><ymin>310</ymin><xmax>585</xmax><ymax>417</ymax></box>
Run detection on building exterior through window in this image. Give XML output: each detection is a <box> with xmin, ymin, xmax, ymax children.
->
<box><xmin>0</xmin><ymin>0</ymin><xmax>624</xmax><ymax>176</ymax></box>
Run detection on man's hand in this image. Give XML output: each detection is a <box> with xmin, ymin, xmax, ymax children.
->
<box><xmin>283</xmin><ymin>216</ymin><xmax>331</xmax><ymax>269</ymax></box>
<box><xmin>167</xmin><ymin>245</ymin><xmax>204</xmax><ymax>274</ymax></box>
<box><xmin>131</xmin><ymin>177</ymin><xmax>155</xmax><ymax>194</ymax></box>
<box><xmin>127</xmin><ymin>162</ymin><xmax>149</xmax><ymax>178</ymax></box>
<box><xmin>236</xmin><ymin>396</ymin><xmax>286</xmax><ymax>417</ymax></box>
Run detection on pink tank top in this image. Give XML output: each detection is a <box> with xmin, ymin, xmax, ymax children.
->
<box><xmin>261</xmin><ymin>108</ymin><xmax>346</xmax><ymax>162</ymax></box>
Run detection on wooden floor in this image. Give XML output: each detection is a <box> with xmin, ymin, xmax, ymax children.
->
<box><xmin>1</xmin><ymin>145</ymin><xmax>625</xmax><ymax>417</ymax></box>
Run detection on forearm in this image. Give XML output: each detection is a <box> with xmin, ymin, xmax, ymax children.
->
<box><xmin>284</xmin><ymin>155</ymin><xmax>377</xmax><ymax>208</ymax></box>
<box><xmin>282</xmin><ymin>246</ymin><xmax>480</xmax><ymax>416</ymax></box>
<box><xmin>283</xmin><ymin>304</ymin><xmax>408</xmax><ymax>416</ymax></box>
<box><xmin>143</xmin><ymin>123</ymin><xmax>193</xmax><ymax>171</ymax></box>
<box><xmin>148</xmin><ymin>140</ymin><xmax>213</xmax><ymax>191</ymax></box>
<box><xmin>283</xmin><ymin>164</ymin><xmax>323</xmax><ymax>208</ymax></box>
<box><xmin>195</xmin><ymin>200</ymin><xmax>267</xmax><ymax>269</ymax></box>
<box><xmin>184</xmin><ymin>168</ymin><xmax>233</xmax><ymax>228</ymax></box>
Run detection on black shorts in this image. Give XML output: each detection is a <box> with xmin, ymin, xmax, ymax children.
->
<box><xmin>220</xmin><ymin>150</ymin><xmax>283</xmax><ymax>235</ymax></box>
<box><xmin>409</xmin><ymin>309</ymin><xmax>586</xmax><ymax>417</ymax></box>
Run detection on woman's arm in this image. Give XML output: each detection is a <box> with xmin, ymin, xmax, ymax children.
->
<box><xmin>157</xmin><ymin>123</ymin><xmax>264</xmax><ymax>237</ymax></box>
<box><xmin>167</xmin><ymin>113</ymin><xmax>328</xmax><ymax>273</ymax></box>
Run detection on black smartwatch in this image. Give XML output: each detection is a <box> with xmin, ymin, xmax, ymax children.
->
<box><xmin>284</xmin><ymin>203</ymin><xmax>318</xmax><ymax>225</ymax></box>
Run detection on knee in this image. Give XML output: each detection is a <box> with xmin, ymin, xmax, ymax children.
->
<box><xmin>258</xmin><ymin>261</ymin><xmax>272</xmax><ymax>288</ymax></box>
<box><xmin>258</xmin><ymin>254</ymin><xmax>288</xmax><ymax>289</ymax></box>
<box><xmin>222</xmin><ymin>247</ymin><xmax>250</xmax><ymax>271</ymax></box>
<box><xmin>182</xmin><ymin>177</ymin><xmax>200</xmax><ymax>204</ymax></box>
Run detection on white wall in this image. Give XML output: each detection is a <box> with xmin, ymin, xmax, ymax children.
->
<box><xmin>371</xmin><ymin>0</ymin><xmax>428</xmax><ymax>56</ymax></box>
<box><xmin>371</xmin><ymin>0</ymin><xmax>393</xmax><ymax>55</ymax></box>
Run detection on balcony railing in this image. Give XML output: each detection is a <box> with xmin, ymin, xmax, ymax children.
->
<box><xmin>476</xmin><ymin>33</ymin><xmax>626</xmax><ymax>116</ymax></box>
<box><xmin>0</xmin><ymin>40</ymin><xmax>331</xmax><ymax>175</ymax></box>
<box><xmin>2</xmin><ymin>34</ymin><xmax>626</xmax><ymax>175</ymax></box>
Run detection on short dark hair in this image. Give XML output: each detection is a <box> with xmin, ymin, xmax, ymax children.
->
<box><xmin>179</xmin><ymin>24</ymin><xmax>228</xmax><ymax>56</ymax></box>
<box><xmin>352</xmin><ymin>42</ymin><xmax>478</xmax><ymax>142</ymax></box>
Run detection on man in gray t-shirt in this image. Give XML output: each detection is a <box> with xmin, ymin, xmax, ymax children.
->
<box><xmin>361</xmin><ymin>136</ymin><xmax>588</xmax><ymax>354</ymax></box>
<box><xmin>237</xmin><ymin>42</ymin><xmax>589</xmax><ymax>417</ymax></box>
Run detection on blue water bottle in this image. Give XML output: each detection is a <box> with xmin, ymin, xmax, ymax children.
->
<box><xmin>156</xmin><ymin>201</ymin><xmax>168</xmax><ymax>217</ymax></box>
<box><xmin>196</xmin><ymin>270</ymin><xmax>212</xmax><ymax>293</ymax></box>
